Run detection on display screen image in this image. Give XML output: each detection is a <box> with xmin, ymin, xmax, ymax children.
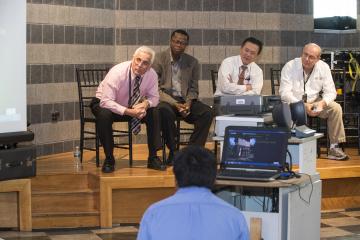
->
<box><xmin>221</xmin><ymin>127</ymin><xmax>289</xmax><ymax>170</ymax></box>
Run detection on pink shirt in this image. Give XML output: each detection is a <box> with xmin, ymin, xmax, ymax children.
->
<box><xmin>95</xmin><ymin>61</ymin><xmax>159</xmax><ymax>115</ymax></box>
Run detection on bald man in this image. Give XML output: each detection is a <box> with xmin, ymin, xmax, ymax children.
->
<box><xmin>279</xmin><ymin>43</ymin><xmax>348</xmax><ymax>160</ymax></box>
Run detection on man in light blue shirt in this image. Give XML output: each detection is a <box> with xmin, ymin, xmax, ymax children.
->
<box><xmin>137</xmin><ymin>146</ymin><xmax>249</xmax><ymax>240</ymax></box>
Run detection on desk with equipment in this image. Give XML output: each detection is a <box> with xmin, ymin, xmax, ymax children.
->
<box><xmin>215</xmin><ymin>174</ymin><xmax>321</xmax><ymax>240</ymax></box>
<box><xmin>214</xmin><ymin>95</ymin><xmax>323</xmax><ymax>175</ymax></box>
<box><xmin>213</xmin><ymin>113</ymin><xmax>322</xmax><ymax>239</ymax></box>
<box><xmin>214</xmin><ymin>115</ymin><xmax>323</xmax><ymax>175</ymax></box>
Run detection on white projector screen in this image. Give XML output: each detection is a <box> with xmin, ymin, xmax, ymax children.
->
<box><xmin>0</xmin><ymin>0</ymin><xmax>27</xmax><ymax>134</ymax></box>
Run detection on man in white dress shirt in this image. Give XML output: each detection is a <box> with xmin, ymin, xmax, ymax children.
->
<box><xmin>279</xmin><ymin>43</ymin><xmax>348</xmax><ymax>160</ymax></box>
<box><xmin>214</xmin><ymin>37</ymin><xmax>263</xmax><ymax>96</ymax></box>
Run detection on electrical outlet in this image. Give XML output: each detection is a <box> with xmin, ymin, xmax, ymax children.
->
<box><xmin>51</xmin><ymin>111</ymin><xmax>60</xmax><ymax>121</ymax></box>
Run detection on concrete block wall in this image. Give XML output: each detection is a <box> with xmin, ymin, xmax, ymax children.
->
<box><xmin>26</xmin><ymin>0</ymin><xmax>360</xmax><ymax>156</ymax></box>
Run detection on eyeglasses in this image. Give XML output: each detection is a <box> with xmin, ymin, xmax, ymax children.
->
<box><xmin>302</xmin><ymin>52</ymin><xmax>318</xmax><ymax>61</ymax></box>
<box><xmin>133</xmin><ymin>57</ymin><xmax>150</xmax><ymax>68</ymax></box>
<box><xmin>171</xmin><ymin>39</ymin><xmax>188</xmax><ymax>46</ymax></box>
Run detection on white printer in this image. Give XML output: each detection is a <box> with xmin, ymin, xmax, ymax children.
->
<box><xmin>214</xmin><ymin>114</ymin><xmax>273</xmax><ymax>137</ymax></box>
<box><xmin>214</xmin><ymin>95</ymin><xmax>281</xmax><ymax>116</ymax></box>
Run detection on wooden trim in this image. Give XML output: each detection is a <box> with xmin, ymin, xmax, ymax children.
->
<box><xmin>100</xmin><ymin>182</ymin><xmax>112</xmax><ymax>228</ymax></box>
<box><xmin>317</xmin><ymin>165</ymin><xmax>360</xmax><ymax>179</ymax></box>
<box><xmin>0</xmin><ymin>179</ymin><xmax>32</xmax><ymax>231</ymax></box>
<box><xmin>250</xmin><ymin>217</ymin><xmax>262</xmax><ymax>240</ymax></box>
<box><xmin>100</xmin><ymin>175</ymin><xmax>175</xmax><ymax>228</ymax></box>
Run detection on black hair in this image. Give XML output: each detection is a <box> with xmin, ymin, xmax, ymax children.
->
<box><xmin>241</xmin><ymin>37</ymin><xmax>263</xmax><ymax>55</ymax></box>
<box><xmin>171</xmin><ymin>29</ymin><xmax>190</xmax><ymax>42</ymax></box>
<box><xmin>173</xmin><ymin>145</ymin><xmax>217</xmax><ymax>189</ymax></box>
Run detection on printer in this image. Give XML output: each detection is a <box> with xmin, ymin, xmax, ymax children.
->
<box><xmin>214</xmin><ymin>95</ymin><xmax>281</xmax><ymax>116</ymax></box>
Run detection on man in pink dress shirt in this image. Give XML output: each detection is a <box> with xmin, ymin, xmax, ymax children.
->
<box><xmin>91</xmin><ymin>46</ymin><xmax>165</xmax><ymax>173</ymax></box>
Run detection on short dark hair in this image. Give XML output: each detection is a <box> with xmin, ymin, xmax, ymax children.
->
<box><xmin>241</xmin><ymin>37</ymin><xmax>263</xmax><ymax>55</ymax></box>
<box><xmin>171</xmin><ymin>29</ymin><xmax>190</xmax><ymax>42</ymax></box>
<box><xmin>173</xmin><ymin>146</ymin><xmax>217</xmax><ymax>189</ymax></box>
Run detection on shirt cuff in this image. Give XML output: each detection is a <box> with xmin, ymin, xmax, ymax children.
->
<box><xmin>323</xmin><ymin>98</ymin><xmax>332</xmax><ymax>106</ymax></box>
<box><xmin>147</xmin><ymin>99</ymin><xmax>153</xmax><ymax>108</ymax></box>
<box><xmin>117</xmin><ymin>105</ymin><xmax>127</xmax><ymax>115</ymax></box>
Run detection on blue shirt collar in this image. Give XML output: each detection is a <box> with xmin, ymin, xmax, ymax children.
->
<box><xmin>176</xmin><ymin>186</ymin><xmax>211</xmax><ymax>194</ymax></box>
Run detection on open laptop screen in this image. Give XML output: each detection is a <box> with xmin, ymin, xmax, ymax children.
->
<box><xmin>221</xmin><ymin>126</ymin><xmax>290</xmax><ymax>170</ymax></box>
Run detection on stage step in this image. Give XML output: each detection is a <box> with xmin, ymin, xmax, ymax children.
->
<box><xmin>31</xmin><ymin>172</ymin><xmax>91</xmax><ymax>191</ymax></box>
<box><xmin>31</xmin><ymin>171</ymin><xmax>101</xmax><ymax>229</ymax></box>
<box><xmin>32</xmin><ymin>189</ymin><xmax>99</xmax><ymax>213</ymax></box>
<box><xmin>32</xmin><ymin>211</ymin><xmax>99</xmax><ymax>229</ymax></box>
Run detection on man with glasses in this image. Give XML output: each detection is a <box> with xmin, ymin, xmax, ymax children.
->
<box><xmin>91</xmin><ymin>46</ymin><xmax>165</xmax><ymax>173</ymax></box>
<box><xmin>152</xmin><ymin>29</ymin><xmax>213</xmax><ymax>166</ymax></box>
<box><xmin>279</xmin><ymin>43</ymin><xmax>348</xmax><ymax>160</ymax></box>
<box><xmin>214</xmin><ymin>37</ymin><xmax>263</xmax><ymax>96</ymax></box>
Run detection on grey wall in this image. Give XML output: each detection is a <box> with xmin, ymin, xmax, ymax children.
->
<box><xmin>26</xmin><ymin>0</ymin><xmax>360</xmax><ymax>156</ymax></box>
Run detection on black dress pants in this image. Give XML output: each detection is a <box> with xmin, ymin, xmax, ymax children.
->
<box><xmin>91</xmin><ymin>98</ymin><xmax>162</xmax><ymax>159</ymax></box>
<box><xmin>158</xmin><ymin>100</ymin><xmax>213</xmax><ymax>151</ymax></box>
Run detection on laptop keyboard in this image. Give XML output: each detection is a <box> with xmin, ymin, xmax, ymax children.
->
<box><xmin>218</xmin><ymin>169</ymin><xmax>278</xmax><ymax>179</ymax></box>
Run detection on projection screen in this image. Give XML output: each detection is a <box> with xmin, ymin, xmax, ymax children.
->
<box><xmin>0</xmin><ymin>0</ymin><xmax>27</xmax><ymax>134</ymax></box>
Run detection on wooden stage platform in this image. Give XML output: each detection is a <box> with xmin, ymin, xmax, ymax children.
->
<box><xmin>0</xmin><ymin>144</ymin><xmax>359</xmax><ymax>230</ymax></box>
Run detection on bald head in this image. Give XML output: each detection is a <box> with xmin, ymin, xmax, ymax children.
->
<box><xmin>303</xmin><ymin>43</ymin><xmax>322</xmax><ymax>58</ymax></box>
<box><xmin>301</xmin><ymin>43</ymin><xmax>322</xmax><ymax>73</ymax></box>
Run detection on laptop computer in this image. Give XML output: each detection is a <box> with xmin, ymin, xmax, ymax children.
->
<box><xmin>217</xmin><ymin>126</ymin><xmax>290</xmax><ymax>182</ymax></box>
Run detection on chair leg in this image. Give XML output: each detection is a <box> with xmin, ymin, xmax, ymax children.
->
<box><xmin>357</xmin><ymin>114</ymin><xmax>360</xmax><ymax>155</ymax></box>
<box><xmin>176</xmin><ymin>119</ymin><xmax>181</xmax><ymax>150</ymax></box>
<box><xmin>214</xmin><ymin>140</ymin><xmax>218</xmax><ymax>158</ymax></box>
<box><xmin>128</xmin><ymin>122</ymin><xmax>133</xmax><ymax>167</ymax></box>
<box><xmin>79</xmin><ymin>122</ymin><xmax>84</xmax><ymax>163</ymax></box>
<box><xmin>95</xmin><ymin>138</ymin><xmax>100</xmax><ymax>167</ymax></box>
<box><xmin>162</xmin><ymin>135</ymin><xmax>167</xmax><ymax>165</ymax></box>
<box><xmin>95</xmin><ymin>125</ymin><xmax>100</xmax><ymax>167</ymax></box>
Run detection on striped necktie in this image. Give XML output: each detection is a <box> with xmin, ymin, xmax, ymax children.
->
<box><xmin>130</xmin><ymin>75</ymin><xmax>141</xmax><ymax>135</ymax></box>
<box><xmin>237</xmin><ymin>65</ymin><xmax>248</xmax><ymax>85</ymax></box>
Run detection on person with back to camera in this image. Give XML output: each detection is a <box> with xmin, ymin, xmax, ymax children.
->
<box><xmin>279</xmin><ymin>43</ymin><xmax>348</xmax><ymax>160</ymax></box>
<box><xmin>214</xmin><ymin>37</ymin><xmax>264</xmax><ymax>96</ymax></box>
<box><xmin>137</xmin><ymin>145</ymin><xmax>249</xmax><ymax>240</ymax></box>
<box><xmin>90</xmin><ymin>46</ymin><xmax>165</xmax><ymax>173</ymax></box>
<box><xmin>152</xmin><ymin>29</ymin><xmax>213</xmax><ymax>166</ymax></box>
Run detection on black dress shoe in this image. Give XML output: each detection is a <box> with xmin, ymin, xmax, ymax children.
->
<box><xmin>147</xmin><ymin>156</ymin><xmax>166</xmax><ymax>171</ymax></box>
<box><xmin>166</xmin><ymin>151</ymin><xmax>175</xmax><ymax>166</ymax></box>
<box><xmin>102</xmin><ymin>158</ymin><xmax>115</xmax><ymax>173</ymax></box>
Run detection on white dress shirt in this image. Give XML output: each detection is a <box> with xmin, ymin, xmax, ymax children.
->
<box><xmin>279</xmin><ymin>58</ymin><xmax>336</xmax><ymax>105</ymax></box>
<box><xmin>214</xmin><ymin>55</ymin><xmax>263</xmax><ymax>96</ymax></box>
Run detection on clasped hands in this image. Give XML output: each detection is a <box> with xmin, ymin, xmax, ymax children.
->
<box><xmin>127</xmin><ymin>100</ymin><xmax>149</xmax><ymax>119</ymax></box>
<box><xmin>175</xmin><ymin>101</ymin><xmax>191</xmax><ymax>118</ymax></box>
<box><xmin>227</xmin><ymin>75</ymin><xmax>252</xmax><ymax>91</ymax></box>
<box><xmin>305</xmin><ymin>101</ymin><xmax>325</xmax><ymax>117</ymax></box>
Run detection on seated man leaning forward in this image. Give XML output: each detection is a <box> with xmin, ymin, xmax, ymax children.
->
<box><xmin>137</xmin><ymin>145</ymin><xmax>249</xmax><ymax>240</ymax></box>
<box><xmin>91</xmin><ymin>46</ymin><xmax>165</xmax><ymax>173</ymax></box>
<box><xmin>279</xmin><ymin>43</ymin><xmax>348</xmax><ymax>160</ymax></box>
<box><xmin>152</xmin><ymin>29</ymin><xmax>213</xmax><ymax>166</ymax></box>
<box><xmin>215</xmin><ymin>37</ymin><xmax>264</xmax><ymax>96</ymax></box>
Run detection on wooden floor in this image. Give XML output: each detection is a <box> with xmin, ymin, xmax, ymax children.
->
<box><xmin>37</xmin><ymin>144</ymin><xmax>360</xmax><ymax>211</ymax></box>
<box><xmin>36</xmin><ymin>144</ymin><xmax>360</xmax><ymax>183</ymax></box>
<box><xmin>1</xmin><ymin>143</ymin><xmax>359</xmax><ymax>230</ymax></box>
<box><xmin>37</xmin><ymin>144</ymin><xmax>360</xmax><ymax>176</ymax></box>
